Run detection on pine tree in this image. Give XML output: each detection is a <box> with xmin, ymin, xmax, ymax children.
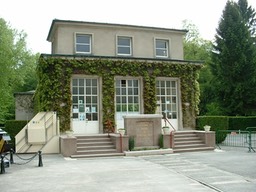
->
<box><xmin>211</xmin><ymin>0</ymin><xmax>256</xmax><ymax>115</ymax></box>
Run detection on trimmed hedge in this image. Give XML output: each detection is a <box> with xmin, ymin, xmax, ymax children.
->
<box><xmin>228</xmin><ymin>117</ymin><xmax>256</xmax><ymax>131</ymax></box>
<box><xmin>4</xmin><ymin>120</ymin><xmax>27</xmax><ymax>145</ymax></box>
<box><xmin>196</xmin><ymin>116</ymin><xmax>228</xmax><ymax>143</ymax></box>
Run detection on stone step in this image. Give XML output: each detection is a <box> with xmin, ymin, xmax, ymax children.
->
<box><xmin>175</xmin><ymin>140</ymin><xmax>204</xmax><ymax>145</ymax></box>
<box><xmin>173</xmin><ymin>147</ymin><xmax>215</xmax><ymax>153</ymax></box>
<box><xmin>77</xmin><ymin>145</ymin><xmax>115</xmax><ymax>151</ymax></box>
<box><xmin>76</xmin><ymin>148</ymin><xmax>117</xmax><ymax>155</ymax></box>
<box><xmin>71</xmin><ymin>153</ymin><xmax>124</xmax><ymax>158</ymax></box>
<box><xmin>77</xmin><ymin>141</ymin><xmax>113</xmax><ymax>147</ymax></box>
<box><xmin>174</xmin><ymin>143</ymin><xmax>207</xmax><ymax>149</ymax></box>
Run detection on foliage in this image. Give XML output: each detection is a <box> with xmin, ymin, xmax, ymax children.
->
<box><xmin>4</xmin><ymin>120</ymin><xmax>27</xmax><ymax>145</ymax></box>
<box><xmin>0</xmin><ymin>18</ymin><xmax>38</xmax><ymax>123</ymax></box>
<box><xmin>196</xmin><ymin>116</ymin><xmax>229</xmax><ymax>131</ymax></box>
<box><xmin>196</xmin><ymin>116</ymin><xmax>229</xmax><ymax>143</ymax></box>
<box><xmin>228</xmin><ymin>116</ymin><xmax>256</xmax><ymax>130</ymax></box>
<box><xmin>182</xmin><ymin>20</ymin><xmax>218</xmax><ymax>115</ymax></box>
<box><xmin>158</xmin><ymin>134</ymin><xmax>163</xmax><ymax>148</ymax></box>
<box><xmin>211</xmin><ymin>0</ymin><xmax>256</xmax><ymax>115</ymax></box>
<box><xmin>36</xmin><ymin>56</ymin><xmax>202</xmax><ymax>132</ymax></box>
<box><xmin>129</xmin><ymin>136</ymin><xmax>135</xmax><ymax>151</ymax></box>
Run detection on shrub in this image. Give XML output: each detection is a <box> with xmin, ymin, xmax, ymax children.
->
<box><xmin>228</xmin><ymin>117</ymin><xmax>256</xmax><ymax>130</ymax></box>
<box><xmin>158</xmin><ymin>134</ymin><xmax>163</xmax><ymax>148</ymax></box>
<box><xmin>129</xmin><ymin>136</ymin><xmax>135</xmax><ymax>151</ymax></box>
<box><xmin>196</xmin><ymin>116</ymin><xmax>228</xmax><ymax>143</ymax></box>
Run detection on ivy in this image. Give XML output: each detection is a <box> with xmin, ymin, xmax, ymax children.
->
<box><xmin>36</xmin><ymin>56</ymin><xmax>202</xmax><ymax>132</ymax></box>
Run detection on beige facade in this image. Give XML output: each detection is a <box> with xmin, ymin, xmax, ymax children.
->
<box><xmin>47</xmin><ymin>19</ymin><xmax>186</xmax><ymax>60</ymax></box>
<box><xmin>42</xmin><ymin>19</ymin><xmax>202</xmax><ymax>135</ymax></box>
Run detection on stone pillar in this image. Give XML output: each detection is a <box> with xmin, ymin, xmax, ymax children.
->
<box><xmin>123</xmin><ymin>114</ymin><xmax>162</xmax><ymax>149</ymax></box>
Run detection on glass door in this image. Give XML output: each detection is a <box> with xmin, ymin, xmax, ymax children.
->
<box><xmin>72</xmin><ymin>77</ymin><xmax>99</xmax><ymax>134</ymax></box>
<box><xmin>156</xmin><ymin>79</ymin><xmax>179</xmax><ymax>130</ymax></box>
<box><xmin>115</xmin><ymin>79</ymin><xmax>140</xmax><ymax>129</ymax></box>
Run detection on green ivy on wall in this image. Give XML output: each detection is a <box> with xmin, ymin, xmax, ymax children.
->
<box><xmin>36</xmin><ymin>56</ymin><xmax>202</xmax><ymax>132</ymax></box>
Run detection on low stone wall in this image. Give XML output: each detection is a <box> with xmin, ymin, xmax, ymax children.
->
<box><xmin>123</xmin><ymin>114</ymin><xmax>162</xmax><ymax>148</ymax></box>
<box><xmin>196</xmin><ymin>131</ymin><xmax>216</xmax><ymax>147</ymax></box>
<box><xmin>109</xmin><ymin>134</ymin><xmax>129</xmax><ymax>153</ymax></box>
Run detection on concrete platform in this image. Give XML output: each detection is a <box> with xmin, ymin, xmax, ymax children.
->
<box><xmin>1</xmin><ymin>146</ymin><xmax>255</xmax><ymax>192</ymax></box>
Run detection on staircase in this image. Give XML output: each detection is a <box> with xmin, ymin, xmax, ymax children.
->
<box><xmin>71</xmin><ymin>134</ymin><xmax>124</xmax><ymax>158</ymax></box>
<box><xmin>173</xmin><ymin>131</ymin><xmax>215</xmax><ymax>153</ymax></box>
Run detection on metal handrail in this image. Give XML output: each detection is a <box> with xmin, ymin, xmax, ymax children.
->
<box><xmin>163</xmin><ymin>117</ymin><xmax>176</xmax><ymax>131</ymax></box>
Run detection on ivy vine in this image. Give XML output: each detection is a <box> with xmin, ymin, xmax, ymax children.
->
<box><xmin>36</xmin><ymin>56</ymin><xmax>202</xmax><ymax>132</ymax></box>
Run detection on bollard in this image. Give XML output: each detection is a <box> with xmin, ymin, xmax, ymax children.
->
<box><xmin>38</xmin><ymin>151</ymin><xmax>43</xmax><ymax>167</ymax></box>
<box><xmin>10</xmin><ymin>148</ymin><xmax>14</xmax><ymax>164</ymax></box>
<box><xmin>0</xmin><ymin>154</ymin><xmax>5</xmax><ymax>174</ymax></box>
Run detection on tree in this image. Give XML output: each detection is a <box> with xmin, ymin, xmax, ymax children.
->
<box><xmin>211</xmin><ymin>0</ymin><xmax>256</xmax><ymax>115</ymax></box>
<box><xmin>0</xmin><ymin>18</ymin><xmax>38</xmax><ymax>123</ymax></box>
<box><xmin>182</xmin><ymin>20</ymin><xmax>218</xmax><ymax>115</ymax></box>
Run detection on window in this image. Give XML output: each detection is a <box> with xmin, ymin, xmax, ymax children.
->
<box><xmin>75</xmin><ymin>34</ymin><xmax>92</xmax><ymax>54</ymax></box>
<box><xmin>117</xmin><ymin>36</ymin><xmax>132</xmax><ymax>56</ymax></box>
<box><xmin>156</xmin><ymin>79</ymin><xmax>177</xmax><ymax>119</ymax></box>
<box><xmin>155</xmin><ymin>39</ymin><xmax>169</xmax><ymax>58</ymax></box>
<box><xmin>115</xmin><ymin>79</ymin><xmax>139</xmax><ymax>113</ymax></box>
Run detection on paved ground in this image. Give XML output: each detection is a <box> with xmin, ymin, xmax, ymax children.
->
<box><xmin>1</xmin><ymin>146</ymin><xmax>255</xmax><ymax>192</ymax></box>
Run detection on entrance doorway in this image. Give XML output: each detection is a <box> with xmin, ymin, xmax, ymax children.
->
<box><xmin>156</xmin><ymin>79</ymin><xmax>179</xmax><ymax>130</ymax></box>
<box><xmin>71</xmin><ymin>77</ymin><xmax>99</xmax><ymax>134</ymax></box>
<box><xmin>115</xmin><ymin>78</ymin><xmax>141</xmax><ymax>129</ymax></box>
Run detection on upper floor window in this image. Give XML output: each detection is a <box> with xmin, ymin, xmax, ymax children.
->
<box><xmin>75</xmin><ymin>34</ymin><xmax>92</xmax><ymax>54</ymax></box>
<box><xmin>117</xmin><ymin>36</ymin><xmax>132</xmax><ymax>56</ymax></box>
<box><xmin>155</xmin><ymin>39</ymin><xmax>169</xmax><ymax>58</ymax></box>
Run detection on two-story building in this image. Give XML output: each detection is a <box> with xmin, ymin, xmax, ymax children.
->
<box><xmin>37</xmin><ymin>19</ymin><xmax>202</xmax><ymax>135</ymax></box>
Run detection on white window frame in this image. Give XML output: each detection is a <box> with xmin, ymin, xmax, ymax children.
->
<box><xmin>155</xmin><ymin>38</ymin><xmax>170</xmax><ymax>58</ymax></box>
<box><xmin>75</xmin><ymin>33</ymin><xmax>93</xmax><ymax>54</ymax></box>
<box><xmin>116</xmin><ymin>36</ymin><xmax>133</xmax><ymax>56</ymax></box>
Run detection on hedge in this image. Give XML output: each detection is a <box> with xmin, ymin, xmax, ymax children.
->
<box><xmin>4</xmin><ymin>120</ymin><xmax>28</xmax><ymax>145</ymax></box>
<box><xmin>228</xmin><ymin>117</ymin><xmax>256</xmax><ymax>131</ymax></box>
<box><xmin>196</xmin><ymin>116</ymin><xmax>229</xmax><ymax>143</ymax></box>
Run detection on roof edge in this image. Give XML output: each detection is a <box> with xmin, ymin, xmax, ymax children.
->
<box><xmin>47</xmin><ymin>19</ymin><xmax>188</xmax><ymax>42</ymax></box>
<box><xmin>40</xmin><ymin>53</ymin><xmax>204</xmax><ymax>65</ymax></box>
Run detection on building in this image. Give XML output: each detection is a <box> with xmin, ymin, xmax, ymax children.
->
<box><xmin>37</xmin><ymin>19</ymin><xmax>202</xmax><ymax>135</ymax></box>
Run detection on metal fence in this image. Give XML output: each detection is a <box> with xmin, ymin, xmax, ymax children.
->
<box><xmin>216</xmin><ymin>127</ymin><xmax>256</xmax><ymax>152</ymax></box>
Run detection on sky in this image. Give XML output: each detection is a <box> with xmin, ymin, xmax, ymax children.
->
<box><xmin>1</xmin><ymin>0</ymin><xmax>256</xmax><ymax>54</ymax></box>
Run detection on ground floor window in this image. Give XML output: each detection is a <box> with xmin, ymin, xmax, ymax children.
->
<box><xmin>115</xmin><ymin>79</ymin><xmax>140</xmax><ymax>113</ymax></box>
<box><xmin>156</xmin><ymin>79</ymin><xmax>178</xmax><ymax>119</ymax></box>
<box><xmin>72</xmin><ymin>78</ymin><xmax>99</xmax><ymax>121</ymax></box>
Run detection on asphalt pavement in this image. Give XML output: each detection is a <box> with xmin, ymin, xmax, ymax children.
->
<box><xmin>1</xmin><ymin>146</ymin><xmax>255</xmax><ymax>192</ymax></box>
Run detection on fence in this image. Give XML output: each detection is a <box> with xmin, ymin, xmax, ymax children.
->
<box><xmin>216</xmin><ymin>127</ymin><xmax>256</xmax><ymax>152</ymax></box>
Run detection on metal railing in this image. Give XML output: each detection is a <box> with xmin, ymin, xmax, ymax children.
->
<box><xmin>163</xmin><ymin>117</ymin><xmax>176</xmax><ymax>131</ymax></box>
<box><xmin>216</xmin><ymin>128</ymin><xmax>256</xmax><ymax>152</ymax></box>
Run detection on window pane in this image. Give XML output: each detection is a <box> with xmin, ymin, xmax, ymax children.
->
<box><xmin>79</xmin><ymin>79</ymin><xmax>84</xmax><ymax>86</ymax></box>
<box><xmin>118</xmin><ymin>47</ymin><xmax>130</xmax><ymax>54</ymax></box>
<box><xmin>92</xmin><ymin>79</ymin><xmax>97</xmax><ymax>86</ymax></box>
<box><xmin>73</xmin><ymin>79</ymin><xmax>78</xmax><ymax>86</ymax></box>
<box><xmin>72</xmin><ymin>87</ymin><xmax>78</xmax><ymax>94</ymax></box>
<box><xmin>86</xmin><ymin>87</ymin><xmax>91</xmax><ymax>94</ymax></box>
<box><xmin>118</xmin><ymin>38</ymin><xmax>130</xmax><ymax>46</ymax></box>
<box><xmin>92</xmin><ymin>96</ymin><xmax>97</xmax><ymax>103</ymax></box>
<box><xmin>92</xmin><ymin>87</ymin><xmax>97</xmax><ymax>94</ymax></box>
<box><xmin>79</xmin><ymin>87</ymin><xmax>84</xmax><ymax>94</ymax></box>
<box><xmin>86</xmin><ymin>96</ymin><xmax>91</xmax><ymax>103</ymax></box>
<box><xmin>76</xmin><ymin>45</ymin><xmax>90</xmax><ymax>53</ymax></box>
<box><xmin>156</xmin><ymin>40</ymin><xmax>167</xmax><ymax>48</ymax></box>
<box><xmin>77</xmin><ymin>35</ymin><xmax>90</xmax><ymax>44</ymax></box>
<box><xmin>72</xmin><ymin>96</ymin><xmax>78</xmax><ymax>104</ymax></box>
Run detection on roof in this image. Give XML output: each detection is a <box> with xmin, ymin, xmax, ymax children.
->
<box><xmin>47</xmin><ymin>19</ymin><xmax>188</xmax><ymax>41</ymax></box>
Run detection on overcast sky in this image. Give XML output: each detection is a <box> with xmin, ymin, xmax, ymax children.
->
<box><xmin>1</xmin><ymin>0</ymin><xmax>256</xmax><ymax>54</ymax></box>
